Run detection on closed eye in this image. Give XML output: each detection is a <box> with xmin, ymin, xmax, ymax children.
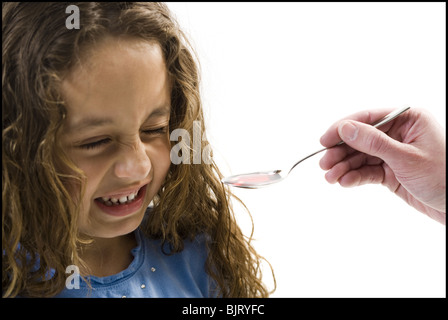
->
<box><xmin>79</xmin><ymin>138</ymin><xmax>111</xmax><ymax>150</ymax></box>
<box><xmin>77</xmin><ymin>126</ymin><xmax>168</xmax><ymax>150</ymax></box>
<box><xmin>142</xmin><ymin>126</ymin><xmax>168</xmax><ymax>136</ymax></box>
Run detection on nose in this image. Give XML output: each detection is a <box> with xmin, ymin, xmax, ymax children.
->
<box><xmin>114</xmin><ymin>140</ymin><xmax>151</xmax><ymax>181</ymax></box>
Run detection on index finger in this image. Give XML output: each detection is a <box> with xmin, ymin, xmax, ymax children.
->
<box><xmin>319</xmin><ymin>108</ymin><xmax>396</xmax><ymax>147</ymax></box>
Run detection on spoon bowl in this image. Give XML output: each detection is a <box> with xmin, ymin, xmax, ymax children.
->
<box><xmin>222</xmin><ymin>106</ymin><xmax>411</xmax><ymax>189</ymax></box>
<box><xmin>221</xmin><ymin>170</ymin><xmax>284</xmax><ymax>189</ymax></box>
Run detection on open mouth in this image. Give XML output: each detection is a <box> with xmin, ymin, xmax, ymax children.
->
<box><xmin>97</xmin><ymin>188</ymin><xmax>141</xmax><ymax>206</ymax></box>
<box><xmin>94</xmin><ymin>184</ymin><xmax>148</xmax><ymax>217</ymax></box>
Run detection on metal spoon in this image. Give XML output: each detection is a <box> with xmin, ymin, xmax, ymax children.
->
<box><xmin>221</xmin><ymin>105</ymin><xmax>411</xmax><ymax>189</ymax></box>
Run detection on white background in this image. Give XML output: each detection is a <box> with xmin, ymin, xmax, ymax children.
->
<box><xmin>167</xmin><ymin>2</ymin><xmax>446</xmax><ymax>297</ymax></box>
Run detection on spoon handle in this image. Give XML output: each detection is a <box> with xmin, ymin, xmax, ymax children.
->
<box><xmin>370</xmin><ymin>105</ymin><xmax>411</xmax><ymax>128</ymax></box>
<box><xmin>288</xmin><ymin>106</ymin><xmax>411</xmax><ymax>173</ymax></box>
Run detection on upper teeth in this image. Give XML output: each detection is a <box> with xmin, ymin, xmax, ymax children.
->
<box><xmin>101</xmin><ymin>191</ymin><xmax>138</xmax><ymax>205</ymax></box>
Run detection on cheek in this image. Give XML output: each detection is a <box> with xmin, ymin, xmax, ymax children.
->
<box><xmin>55</xmin><ymin>149</ymin><xmax>98</xmax><ymax>206</ymax></box>
<box><xmin>150</xmin><ymin>139</ymin><xmax>172</xmax><ymax>179</ymax></box>
<box><xmin>76</xmin><ymin>155</ymin><xmax>109</xmax><ymax>184</ymax></box>
<box><xmin>78</xmin><ymin>162</ymin><xmax>107</xmax><ymax>214</ymax></box>
<box><xmin>64</xmin><ymin>152</ymin><xmax>110</xmax><ymax>209</ymax></box>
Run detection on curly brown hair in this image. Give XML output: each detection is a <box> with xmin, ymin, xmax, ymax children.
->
<box><xmin>2</xmin><ymin>2</ymin><xmax>275</xmax><ymax>297</ymax></box>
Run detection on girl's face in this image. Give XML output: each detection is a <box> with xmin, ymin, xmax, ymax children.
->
<box><xmin>60</xmin><ymin>37</ymin><xmax>171</xmax><ymax>238</ymax></box>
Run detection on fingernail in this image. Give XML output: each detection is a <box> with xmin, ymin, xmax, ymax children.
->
<box><xmin>339</xmin><ymin>121</ymin><xmax>358</xmax><ymax>141</ymax></box>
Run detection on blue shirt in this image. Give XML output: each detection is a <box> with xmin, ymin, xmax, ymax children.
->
<box><xmin>55</xmin><ymin>228</ymin><xmax>214</xmax><ymax>298</ymax></box>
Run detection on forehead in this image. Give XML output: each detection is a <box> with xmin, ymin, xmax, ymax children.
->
<box><xmin>60</xmin><ymin>37</ymin><xmax>171</xmax><ymax>128</ymax></box>
<box><xmin>79</xmin><ymin>36</ymin><xmax>164</xmax><ymax>73</ymax></box>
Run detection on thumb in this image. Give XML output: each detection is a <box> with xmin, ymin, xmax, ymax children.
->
<box><xmin>338</xmin><ymin>120</ymin><xmax>405</xmax><ymax>165</ymax></box>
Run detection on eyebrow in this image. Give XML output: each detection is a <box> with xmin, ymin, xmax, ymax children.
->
<box><xmin>68</xmin><ymin>105</ymin><xmax>170</xmax><ymax>132</ymax></box>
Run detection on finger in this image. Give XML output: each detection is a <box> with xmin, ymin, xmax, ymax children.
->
<box><xmin>337</xmin><ymin>120</ymin><xmax>407</xmax><ymax>166</ymax></box>
<box><xmin>324</xmin><ymin>152</ymin><xmax>383</xmax><ymax>184</ymax></box>
<box><xmin>319</xmin><ymin>145</ymin><xmax>355</xmax><ymax>170</ymax></box>
<box><xmin>338</xmin><ymin>165</ymin><xmax>386</xmax><ymax>187</ymax></box>
<box><xmin>381</xmin><ymin>162</ymin><xmax>401</xmax><ymax>193</ymax></box>
<box><xmin>320</xmin><ymin>108</ymin><xmax>396</xmax><ymax>148</ymax></box>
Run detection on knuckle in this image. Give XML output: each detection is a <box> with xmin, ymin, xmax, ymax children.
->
<box><xmin>367</xmin><ymin>131</ymin><xmax>390</xmax><ymax>156</ymax></box>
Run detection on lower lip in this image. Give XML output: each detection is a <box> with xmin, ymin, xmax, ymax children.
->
<box><xmin>94</xmin><ymin>185</ymin><xmax>147</xmax><ymax>217</ymax></box>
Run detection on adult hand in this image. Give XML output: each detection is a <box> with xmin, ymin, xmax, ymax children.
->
<box><xmin>319</xmin><ymin>107</ymin><xmax>446</xmax><ymax>225</ymax></box>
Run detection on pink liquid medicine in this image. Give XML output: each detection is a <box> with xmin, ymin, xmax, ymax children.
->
<box><xmin>225</xmin><ymin>172</ymin><xmax>280</xmax><ymax>188</ymax></box>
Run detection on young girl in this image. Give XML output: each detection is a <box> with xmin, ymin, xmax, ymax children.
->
<box><xmin>2</xmin><ymin>2</ymin><xmax>273</xmax><ymax>298</ymax></box>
